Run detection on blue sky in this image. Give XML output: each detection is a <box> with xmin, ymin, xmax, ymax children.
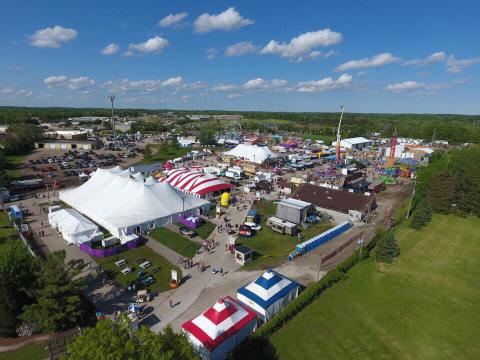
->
<box><xmin>0</xmin><ymin>0</ymin><xmax>479</xmax><ymax>114</ymax></box>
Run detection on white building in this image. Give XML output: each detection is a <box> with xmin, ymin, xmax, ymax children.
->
<box><xmin>332</xmin><ymin>137</ymin><xmax>372</xmax><ymax>150</ymax></box>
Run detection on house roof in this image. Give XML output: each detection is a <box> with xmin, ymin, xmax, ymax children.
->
<box><xmin>277</xmin><ymin>198</ymin><xmax>312</xmax><ymax>209</ymax></box>
<box><xmin>293</xmin><ymin>183</ymin><xmax>374</xmax><ymax>214</ymax></box>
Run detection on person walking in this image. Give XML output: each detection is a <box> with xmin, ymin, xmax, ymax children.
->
<box><xmin>169</xmin><ymin>298</ymin><xmax>173</xmax><ymax>308</ymax></box>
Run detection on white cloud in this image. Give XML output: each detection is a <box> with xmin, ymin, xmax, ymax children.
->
<box><xmin>297</xmin><ymin>74</ymin><xmax>352</xmax><ymax>92</ymax></box>
<box><xmin>43</xmin><ymin>75</ymin><xmax>94</xmax><ymax>90</ymax></box>
<box><xmin>29</xmin><ymin>25</ymin><xmax>77</xmax><ymax>48</ymax></box>
<box><xmin>161</xmin><ymin>76</ymin><xmax>183</xmax><ymax>87</ymax></box>
<box><xmin>127</xmin><ymin>36</ymin><xmax>169</xmax><ymax>55</ymax></box>
<box><xmin>1</xmin><ymin>88</ymin><xmax>16</xmax><ymax>95</ymax></box>
<box><xmin>212</xmin><ymin>84</ymin><xmax>237</xmax><ymax>92</ymax></box>
<box><xmin>446</xmin><ymin>55</ymin><xmax>480</xmax><ymax>73</ymax></box>
<box><xmin>205</xmin><ymin>48</ymin><xmax>218</xmax><ymax>60</ymax></box>
<box><xmin>386</xmin><ymin>80</ymin><xmax>456</xmax><ymax>92</ymax></box>
<box><xmin>44</xmin><ymin>75</ymin><xmax>68</xmax><ymax>87</ymax></box>
<box><xmin>15</xmin><ymin>89</ymin><xmax>33</xmax><ymax>97</ymax></box>
<box><xmin>194</xmin><ymin>7</ymin><xmax>253</xmax><ymax>33</ymax></box>
<box><xmin>68</xmin><ymin>77</ymin><xmax>95</xmax><ymax>90</ymax></box>
<box><xmin>225</xmin><ymin>41</ymin><xmax>257</xmax><ymax>57</ymax></box>
<box><xmin>243</xmin><ymin>78</ymin><xmax>288</xmax><ymax>91</ymax></box>
<box><xmin>182</xmin><ymin>81</ymin><xmax>206</xmax><ymax>90</ymax></box>
<box><xmin>402</xmin><ymin>51</ymin><xmax>446</xmax><ymax>66</ymax></box>
<box><xmin>7</xmin><ymin>65</ymin><xmax>24</xmax><ymax>71</ymax></box>
<box><xmin>101</xmin><ymin>43</ymin><xmax>119</xmax><ymax>55</ymax></box>
<box><xmin>260</xmin><ymin>29</ymin><xmax>342</xmax><ymax>61</ymax></box>
<box><xmin>159</xmin><ymin>13</ymin><xmax>188</xmax><ymax>28</ymax></box>
<box><xmin>335</xmin><ymin>53</ymin><xmax>399</xmax><ymax>72</ymax></box>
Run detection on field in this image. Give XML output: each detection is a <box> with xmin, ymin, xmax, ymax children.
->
<box><xmin>150</xmin><ymin>228</ymin><xmax>200</xmax><ymax>258</ymax></box>
<box><xmin>239</xmin><ymin>200</ymin><xmax>333</xmax><ymax>270</ymax></box>
<box><xmin>0</xmin><ymin>342</ymin><xmax>48</xmax><ymax>360</ymax></box>
<box><xmin>270</xmin><ymin>214</ymin><xmax>480</xmax><ymax>359</ymax></box>
<box><xmin>143</xmin><ymin>144</ymin><xmax>188</xmax><ymax>163</ymax></box>
<box><xmin>0</xmin><ymin>212</ymin><xmax>17</xmax><ymax>250</ymax></box>
<box><xmin>95</xmin><ymin>245</ymin><xmax>182</xmax><ymax>292</ymax></box>
<box><xmin>195</xmin><ymin>220</ymin><xmax>216</xmax><ymax>240</ymax></box>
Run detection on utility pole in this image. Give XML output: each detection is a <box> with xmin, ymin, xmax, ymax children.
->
<box><xmin>406</xmin><ymin>177</ymin><xmax>417</xmax><ymax>219</ymax></box>
<box><xmin>109</xmin><ymin>95</ymin><xmax>116</xmax><ymax>150</ymax></box>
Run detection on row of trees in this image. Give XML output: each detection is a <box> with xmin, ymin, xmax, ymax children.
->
<box><xmin>64</xmin><ymin>319</ymin><xmax>199</xmax><ymax>360</ymax></box>
<box><xmin>412</xmin><ymin>145</ymin><xmax>480</xmax><ymax>219</ymax></box>
<box><xmin>2</xmin><ymin>123</ymin><xmax>43</xmax><ymax>155</ymax></box>
<box><xmin>0</xmin><ymin>244</ymin><xmax>90</xmax><ymax>337</ymax></box>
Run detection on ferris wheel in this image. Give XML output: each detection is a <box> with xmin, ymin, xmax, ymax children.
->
<box><xmin>224</xmin><ymin>121</ymin><xmax>243</xmax><ymax>141</ymax></box>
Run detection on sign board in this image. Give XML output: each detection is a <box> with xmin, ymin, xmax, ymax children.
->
<box><xmin>171</xmin><ymin>270</ymin><xmax>178</xmax><ymax>282</ymax></box>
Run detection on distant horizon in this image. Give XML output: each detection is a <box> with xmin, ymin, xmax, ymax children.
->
<box><xmin>0</xmin><ymin>105</ymin><xmax>478</xmax><ymax>117</ymax></box>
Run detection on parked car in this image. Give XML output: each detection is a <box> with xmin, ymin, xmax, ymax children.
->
<box><xmin>179</xmin><ymin>227</ymin><xmax>197</xmax><ymax>238</ymax></box>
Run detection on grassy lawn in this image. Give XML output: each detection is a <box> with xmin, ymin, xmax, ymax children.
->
<box><xmin>0</xmin><ymin>342</ymin><xmax>48</xmax><ymax>360</ymax></box>
<box><xmin>239</xmin><ymin>200</ymin><xmax>333</xmax><ymax>270</ymax></box>
<box><xmin>195</xmin><ymin>220</ymin><xmax>216</xmax><ymax>240</ymax></box>
<box><xmin>5</xmin><ymin>154</ymin><xmax>26</xmax><ymax>178</ymax></box>
<box><xmin>150</xmin><ymin>227</ymin><xmax>200</xmax><ymax>258</ymax></box>
<box><xmin>95</xmin><ymin>245</ymin><xmax>182</xmax><ymax>293</ymax></box>
<box><xmin>270</xmin><ymin>214</ymin><xmax>480</xmax><ymax>359</ymax></box>
<box><xmin>142</xmin><ymin>144</ymin><xmax>188</xmax><ymax>164</ymax></box>
<box><xmin>0</xmin><ymin>212</ymin><xmax>17</xmax><ymax>250</ymax></box>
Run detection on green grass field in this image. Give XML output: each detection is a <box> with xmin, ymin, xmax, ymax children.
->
<box><xmin>195</xmin><ymin>220</ymin><xmax>216</xmax><ymax>240</ymax></box>
<box><xmin>95</xmin><ymin>245</ymin><xmax>182</xmax><ymax>292</ymax></box>
<box><xmin>150</xmin><ymin>227</ymin><xmax>200</xmax><ymax>258</ymax></box>
<box><xmin>239</xmin><ymin>200</ymin><xmax>333</xmax><ymax>270</ymax></box>
<box><xmin>0</xmin><ymin>212</ymin><xmax>17</xmax><ymax>250</ymax></box>
<box><xmin>142</xmin><ymin>144</ymin><xmax>188</xmax><ymax>163</ymax></box>
<box><xmin>0</xmin><ymin>342</ymin><xmax>48</xmax><ymax>360</ymax></box>
<box><xmin>270</xmin><ymin>214</ymin><xmax>480</xmax><ymax>359</ymax></box>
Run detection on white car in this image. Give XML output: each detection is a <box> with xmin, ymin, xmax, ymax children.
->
<box><xmin>244</xmin><ymin>222</ymin><xmax>261</xmax><ymax>231</ymax></box>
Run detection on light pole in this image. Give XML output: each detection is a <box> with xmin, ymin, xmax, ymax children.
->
<box><xmin>109</xmin><ymin>95</ymin><xmax>116</xmax><ymax>150</ymax></box>
<box><xmin>406</xmin><ymin>177</ymin><xmax>418</xmax><ymax>219</ymax></box>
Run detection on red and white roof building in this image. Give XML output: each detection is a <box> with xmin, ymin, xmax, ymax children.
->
<box><xmin>164</xmin><ymin>168</ymin><xmax>233</xmax><ymax>199</ymax></box>
<box><xmin>181</xmin><ymin>296</ymin><xmax>257</xmax><ymax>360</ymax></box>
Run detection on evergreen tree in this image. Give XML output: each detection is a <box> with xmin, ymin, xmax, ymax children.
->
<box><xmin>0</xmin><ymin>275</ymin><xmax>17</xmax><ymax>337</ymax></box>
<box><xmin>20</xmin><ymin>251</ymin><xmax>88</xmax><ymax>333</ymax></box>
<box><xmin>376</xmin><ymin>231</ymin><xmax>400</xmax><ymax>263</ymax></box>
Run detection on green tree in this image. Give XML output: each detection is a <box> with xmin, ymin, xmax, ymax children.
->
<box><xmin>410</xmin><ymin>199</ymin><xmax>433</xmax><ymax>230</ymax></box>
<box><xmin>3</xmin><ymin>123</ymin><xmax>43</xmax><ymax>155</ymax></box>
<box><xmin>0</xmin><ymin>275</ymin><xmax>17</xmax><ymax>337</ymax></box>
<box><xmin>20</xmin><ymin>251</ymin><xmax>88</xmax><ymax>333</ymax></box>
<box><xmin>144</xmin><ymin>144</ymin><xmax>153</xmax><ymax>161</ymax></box>
<box><xmin>376</xmin><ymin>231</ymin><xmax>400</xmax><ymax>263</ymax></box>
<box><xmin>199</xmin><ymin>129</ymin><xmax>215</xmax><ymax>145</ymax></box>
<box><xmin>63</xmin><ymin>319</ymin><xmax>199</xmax><ymax>360</ymax></box>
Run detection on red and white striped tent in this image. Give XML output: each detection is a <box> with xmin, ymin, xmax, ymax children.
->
<box><xmin>164</xmin><ymin>168</ymin><xmax>233</xmax><ymax>199</ymax></box>
<box><xmin>181</xmin><ymin>296</ymin><xmax>257</xmax><ymax>360</ymax></box>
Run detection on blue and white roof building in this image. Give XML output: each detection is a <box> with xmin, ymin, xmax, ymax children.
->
<box><xmin>236</xmin><ymin>269</ymin><xmax>300</xmax><ymax>322</ymax></box>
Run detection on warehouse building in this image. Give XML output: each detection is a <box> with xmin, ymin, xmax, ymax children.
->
<box><xmin>293</xmin><ymin>183</ymin><xmax>376</xmax><ymax>223</ymax></box>
<box><xmin>275</xmin><ymin>198</ymin><xmax>314</xmax><ymax>224</ymax></box>
<box><xmin>35</xmin><ymin>139</ymin><xmax>101</xmax><ymax>150</ymax></box>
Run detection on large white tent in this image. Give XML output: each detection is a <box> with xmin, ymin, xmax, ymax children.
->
<box><xmin>48</xmin><ymin>208</ymin><xmax>103</xmax><ymax>245</ymax></box>
<box><xmin>181</xmin><ymin>296</ymin><xmax>257</xmax><ymax>360</ymax></box>
<box><xmin>59</xmin><ymin>167</ymin><xmax>210</xmax><ymax>243</ymax></box>
<box><xmin>237</xmin><ymin>269</ymin><xmax>299</xmax><ymax>322</ymax></box>
<box><xmin>224</xmin><ymin>144</ymin><xmax>280</xmax><ymax>164</ymax></box>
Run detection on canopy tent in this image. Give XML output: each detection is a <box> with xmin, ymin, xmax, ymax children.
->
<box><xmin>237</xmin><ymin>269</ymin><xmax>299</xmax><ymax>322</ymax></box>
<box><xmin>182</xmin><ymin>296</ymin><xmax>257</xmax><ymax>360</ymax></box>
<box><xmin>164</xmin><ymin>168</ymin><xmax>233</xmax><ymax>198</ymax></box>
<box><xmin>59</xmin><ymin>167</ymin><xmax>210</xmax><ymax>243</ymax></box>
<box><xmin>48</xmin><ymin>208</ymin><xmax>103</xmax><ymax>245</ymax></box>
<box><xmin>224</xmin><ymin>144</ymin><xmax>280</xmax><ymax>164</ymax></box>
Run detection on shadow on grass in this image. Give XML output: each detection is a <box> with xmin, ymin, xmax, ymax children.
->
<box><xmin>231</xmin><ymin>336</ymin><xmax>279</xmax><ymax>360</ymax></box>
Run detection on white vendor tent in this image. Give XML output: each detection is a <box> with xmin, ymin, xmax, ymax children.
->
<box><xmin>181</xmin><ymin>296</ymin><xmax>257</xmax><ymax>360</ymax></box>
<box><xmin>224</xmin><ymin>144</ymin><xmax>280</xmax><ymax>164</ymax></box>
<box><xmin>48</xmin><ymin>208</ymin><xmax>103</xmax><ymax>245</ymax></box>
<box><xmin>236</xmin><ymin>269</ymin><xmax>300</xmax><ymax>322</ymax></box>
<box><xmin>59</xmin><ymin>167</ymin><xmax>210</xmax><ymax>243</ymax></box>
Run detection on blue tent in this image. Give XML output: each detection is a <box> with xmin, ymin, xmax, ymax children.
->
<box><xmin>237</xmin><ymin>269</ymin><xmax>299</xmax><ymax>322</ymax></box>
<box><xmin>401</xmin><ymin>158</ymin><xmax>419</xmax><ymax>166</ymax></box>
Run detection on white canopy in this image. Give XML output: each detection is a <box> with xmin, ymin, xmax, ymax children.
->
<box><xmin>224</xmin><ymin>144</ymin><xmax>280</xmax><ymax>164</ymax></box>
<box><xmin>59</xmin><ymin>167</ymin><xmax>210</xmax><ymax>242</ymax></box>
<box><xmin>48</xmin><ymin>208</ymin><xmax>103</xmax><ymax>245</ymax></box>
